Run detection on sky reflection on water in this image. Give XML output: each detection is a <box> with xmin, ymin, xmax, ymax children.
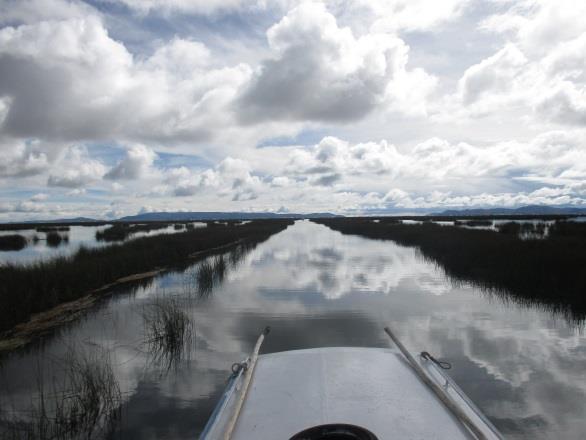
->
<box><xmin>1</xmin><ymin>220</ymin><xmax>585</xmax><ymax>439</ymax></box>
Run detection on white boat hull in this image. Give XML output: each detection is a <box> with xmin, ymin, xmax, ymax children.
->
<box><xmin>201</xmin><ymin>347</ymin><xmax>502</xmax><ymax>439</ymax></box>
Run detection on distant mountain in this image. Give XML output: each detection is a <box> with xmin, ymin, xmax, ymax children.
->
<box><xmin>117</xmin><ymin>211</ymin><xmax>342</xmax><ymax>222</ymax></box>
<box><xmin>431</xmin><ymin>205</ymin><xmax>586</xmax><ymax>217</ymax></box>
<box><xmin>22</xmin><ymin>217</ymin><xmax>98</xmax><ymax>223</ymax></box>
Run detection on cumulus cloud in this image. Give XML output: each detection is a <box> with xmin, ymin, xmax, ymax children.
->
<box><xmin>105</xmin><ymin>145</ymin><xmax>157</xmax><ymax>180</ymax></box>
<box><xmin>161</xmin><ymin>157</ymin><xmax>263</xmax><ymax>201</ymax></box>
<box><xmin>2</xmin><ymin>0</ymin><xmax>586</xmax><ymax>218</ymax></box>
<box><xmin>98</xmin><ymin>0</ymin><xmax>289</xmax><ymax>16</ymax></box>
<box><xmin>281</xmin><ymin>131</ymin><xmax>586</xmax><ymax>199</ymax></box>
<box><xmin>0</xmin><ymin>0</ymin><xmax>96</xmax><ymax>25</ymax></box>
<box><xmin>47</xmin><ymin>146</ymin><xmax>107</xmax><ymax>188</ymax></box>
<box><xmin>0</xmin><ymin>139</ymin><xmax>50</xmax><ymax>177</ymax></box>
<box><xmin>237</xmin><ymin>2</ymin><xmax>435</xmax><ymax>123</ymax></box>
<box><xmin>30</xmin><ymin>192</ymin><xmax>48</xmax><ymax>201</ymax></box>
<box><xmin>346</xmin><ymin>0</ymin><xmax>469</xmax><ymax>33</ymax></box>
<box><xmin>0</xmin><ymin>15</ymin><xmax>252</xmax><ymax>145</ymax></box>
<box><xmin>0</xmin><ymin>200</ymin><xmax>52</xmax><ymax>213</ymax></box>
<box><xmin>453</xmin><ymin>0</ymin><xmax>586</xmax><ymax>126</ymax></box>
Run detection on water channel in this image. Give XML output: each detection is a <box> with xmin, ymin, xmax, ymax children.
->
<box><xmin>1</xmin><ymin>220</ymin><xmax>584</xmax><ymax>439</ymax></box>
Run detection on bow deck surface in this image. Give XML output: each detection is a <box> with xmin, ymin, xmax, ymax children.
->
<box><xmin>205</xmin><ymin>347</ymin><xmax>501</xmax><ymax>439</ymax></box>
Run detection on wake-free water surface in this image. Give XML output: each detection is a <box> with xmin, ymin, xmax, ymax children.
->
<box><xmin>0</xmin><ymin>220</ymin><xmax>584</xmax><ymax>439</ymax></box>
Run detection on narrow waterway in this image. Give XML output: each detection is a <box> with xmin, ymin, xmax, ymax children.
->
<box><xmin>1</xmin><ymin>220</ymin><xmax>585</xmax><ymax>439</ymax></box>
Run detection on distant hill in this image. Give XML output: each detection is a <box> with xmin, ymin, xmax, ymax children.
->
<box><xmin>22</xmin><ymin>217</ymin><xmax>98</xmax><ymax>223</ymax></box>
<box><xmin>431</xmin><ymin>205</ymin><xmax>586</xmax><ymax>217</ymax></box>
<box><xmin>117</xmin><ymin>211</ymin><xmax>342</xmax><ymax>222</ymax></box>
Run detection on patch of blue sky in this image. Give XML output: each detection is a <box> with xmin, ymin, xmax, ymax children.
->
<box><xmin>83</xmin><ymin>0</ymin><xmax>272</xmax><ymax>56</ymax></box>
<box><xmin>84</xmin><ymin>142</ymin><xmax>126</xmax><ymax>166</ymax></box>
<box><xmin>155</xmin><ymin>152</ymin><xmax>213</xmax><ymax>170</ymax></box>
<box><xmin>257</xmin><ymin>129</ymin><xmax>330</xmax><ymax>148</ymax></box>
<box><xmin>403</xmin><ymin>0</ymin><xmax>507</xmax><ymax>86</ymax></box>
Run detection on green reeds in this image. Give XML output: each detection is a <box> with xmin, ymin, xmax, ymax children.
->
<box><xmin>95</xmin><ymin>223</ymin><xmax>169</xmax><ymax>242</ymax></box>
<box><xmin>45</xmin><ymin>232</ymin><xmax>69</xmax><ymax>248</ymax></box>
<box><xmin>313</xmin><ymin>218</ymin><xmax>586</xmax><ymax>323</ymax></box>
<box><xmin>461</xmin><ymin>219</ymin><xmax>493</xmax><ymax>227</ymax></box>
<box><xmin>0</xmin><ymin>348</ymin><xmax>121</xmax><ymax>439</ymax></box>
<box><xmin>0</xmin><ymin>220</ymin><xmax>292</xmax><ymax>334</ymax></box>
<box><xmin>35</xmin><ymin>226</ymin><xmax>70</xmax><ymax>233</ymax></box>
<box><xmin>142</xmin><ymin>298</ymin><xmax>194</xmax><ymax>371</ymax></box>
<box><xmin>0</xmin><ymin>235</ymin><xmax>27</xmax><ymax>251</ymax></box>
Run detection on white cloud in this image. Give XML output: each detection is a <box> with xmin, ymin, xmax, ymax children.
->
<box><xmin>354</xmin><ymin>0</ymin><xmax>469</xmax><ymax>33</ymax></box>
<box><xmin>30</xmin><ymin>192</ymin><xmax>48</xmax><ymax>201</ymax></box>
<box><xmin>237</xmin><ymin>2</ymin><xmax>435</xmax><ymax>123</ymax></box>
<box><xmin>0</xmin><ymin>200</ymin><xmax>52</xmax><ymax>213</ymax></box>
<box><xmin>0</xmin><ymin>139</ymin><xmax>50</xmax><ymax>177</ymax></box>
<box><xmin>452</xmin><ymin>0</ymin><xmax>586</xmax><ymax>126</ymax></box>
<box><xmin>0</xmin><ymin>0</ymin><xmax>96</xmax><ymax>25</ymax></box>
<box><xmin>98</xmin><ymin>0</ymin><xmax>288</xmax><ymax>16</ymax></box>
<box><xmin>0</xmin><ymin>15</ymin><xmax>252</xmax><ymax>146</ymax></box>
<box><xmin>105</xmin><ymin>145</ymin><xmax>157</xmax><ymax>180</ymax></box>
<box><xmin>459</xmin><ymin>44</ymin><xmax>528</xmax><ymax>106</ymax></box>
<box><xmin>47</xmin><ymin>146</ymin><xmax>107</xmax><ymax>188</ymax></box>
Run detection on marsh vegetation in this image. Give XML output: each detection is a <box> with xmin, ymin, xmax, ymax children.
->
<box><xmin>142</xmin><ymin>298</ymin><xmax>194</xmax><ymax>371</ymax></box>
<box><xmin>94</xmin><ymin>223</ymin><xmax>171</xmax><ymax>242</ymax></box>
<box><xmin>0</xmin><ymin>235</ymin><xmax>28</xmax><ymax>251</ymax></box>
<box><xmin>0</xmin><ymin>348</ymin><xmax>121</xmax><ymax>440</ymax></box>
<box><xmin>0</xmin><ymin>219</ymin><xmax>292</xmax><ymax>335</ymax></box>
<box><xmin>45</xmin><ymin>232</ymin><xmax>69</xmax><ymax>247</ymax></box>
<box><xmin>313</xmin><ymin>217</ymin><xmax>586</xmax><ymax>322</ymax></box>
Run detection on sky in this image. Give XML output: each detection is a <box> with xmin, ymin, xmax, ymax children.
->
<box><xmin>1</xmin><ymin>0</ymin><xmax>586</xmax><ymax>220</ymax></box>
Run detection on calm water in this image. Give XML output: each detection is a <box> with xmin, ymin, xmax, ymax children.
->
<box><xmin>1</xmin><ymin>220</ymin><xmax>585</xmax><ymax>439</ymax></box>
<box><xmin>0</xmin><ymin>223</ymin><xmax>205</xmax><ymax>265</ymax></box>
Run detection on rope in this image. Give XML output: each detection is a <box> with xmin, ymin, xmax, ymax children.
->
<box><xmin>384</xmin><ymin>326</ymin><xmax>488</xmax><ymax>440</ymax></box>
<box><xmin>223</xmin><ymin>326</ymin><xmax>271</xmax><ymax>440</ymax></box>
<box><xmin>421</xmin><ymin>351</ymin><xmax>452</xmax><ymax>369</ymax></box>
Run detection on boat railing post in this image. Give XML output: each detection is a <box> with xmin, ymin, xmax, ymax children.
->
<box><xmin>384</xmin><ymin>326</ymin><xmax>488</xmax><ymax>440</ymax></box>
<box><xmin>223</xmin><ymin>326</ymin><xmax>271</xmax><ymax>440</ymax></box>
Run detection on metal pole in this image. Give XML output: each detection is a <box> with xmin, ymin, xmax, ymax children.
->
<box><xmin>384</xmin><ymin>326</ymin><xmax>488</xmax><ymax>440</ymax></box>
<box><xmin>223</xmin><ymin>326</ymin><xmax>271</xmax><ymax>440</ymax></box>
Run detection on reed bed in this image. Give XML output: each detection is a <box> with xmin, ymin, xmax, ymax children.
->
<box><xmin>95</xmin><ymin>223</ymin><xmax>170</xmax><ymax>242</ymax></box>
<box><xmin>35</xmin><ymin>226</ymin><xmax>70</xmax><ymax>233</ymax></box>
<box><xmin>455</xmin><ymin>219</ymin><xmax>493</xmax><ymax>227</ymax></box>
<box><xmin>0</xmin><ymin>222</ymin><xmax>108</xmax><ymax>232</ymax></box>
<box><xmin>0</xmin><ymin>235</ymin><xmax>27</xmax><ymax>251</ymax></box>
<box><xmin>142</xmin><ymin>298</ymin><xmax>194</xmax><ymax>371</ymax></box>
<box><xmin>313</xmin><ymin>218</ymin><xmax>586</xmax><ymax>323</ymax></box>
<box><xmin>0</xmin><ymin>220</ymin><xmax>293</xmax><ymax>334</ymax></box>
<box><xmin>45</xmin><ymin>232</ymin><xmax>69</xmax><ymax>248</ymax></box>
<box><xmin>0</xmin><ymin>349</ymin><xmax>121</xmax><ymax>440</ymax></box>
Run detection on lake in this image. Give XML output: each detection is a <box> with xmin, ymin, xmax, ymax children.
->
<box><xmin>0</xmin><ymin>223</ymin><xmax>205</xmax><ymax>265</ymax></box>
<box><xmin>0</xmin><ymin>220</ymin><xmax>584</xmax><ymax>439</ymax></box>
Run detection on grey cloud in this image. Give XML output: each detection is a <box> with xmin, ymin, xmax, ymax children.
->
<box><xmin>236</xmin><ymin>3</ymin><xmax>412</xmax><ymax>124</ymax></box>
<box><xmin>105</xmin><ymin>145</ymin><xmax>156</xmax><ymax>180</ymax></box>
<box><xmin>313</xmin><ymin>173</ymin><xmax>342</xmax><ymax>186</ymax></box>
<box><xmin>536</xmin><ymin>86</ymin><xmax>586</xmax><ymax>127</ymax></box>
<box><xmin>0</xmin><ymin>146</ymin><xmax>49</xmax><ymax>177</ymax></box>
<box><xmin>238</xmin><ymin>48</ymin><xmax>382</xmax><ymax>123</ymax></box>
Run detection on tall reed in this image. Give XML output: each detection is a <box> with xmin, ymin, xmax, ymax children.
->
<box><xmin>142</xmin><ymin>298</ymin><xmax>194</xmax><ymax>371</ymax></box>
<box><xmin>0</xmin><ymin>220</ymin><xmax>292</xmax><ymax>334</ymax></box>
<box><xmin>313</xmin><ymin>218</ymin><xmax>586</xmax><ymax>323</ymax></box>
<box><xmin>0</xmin><ymin>348</ymin><xmax>121</xmax><ymax>439</ymax></box>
